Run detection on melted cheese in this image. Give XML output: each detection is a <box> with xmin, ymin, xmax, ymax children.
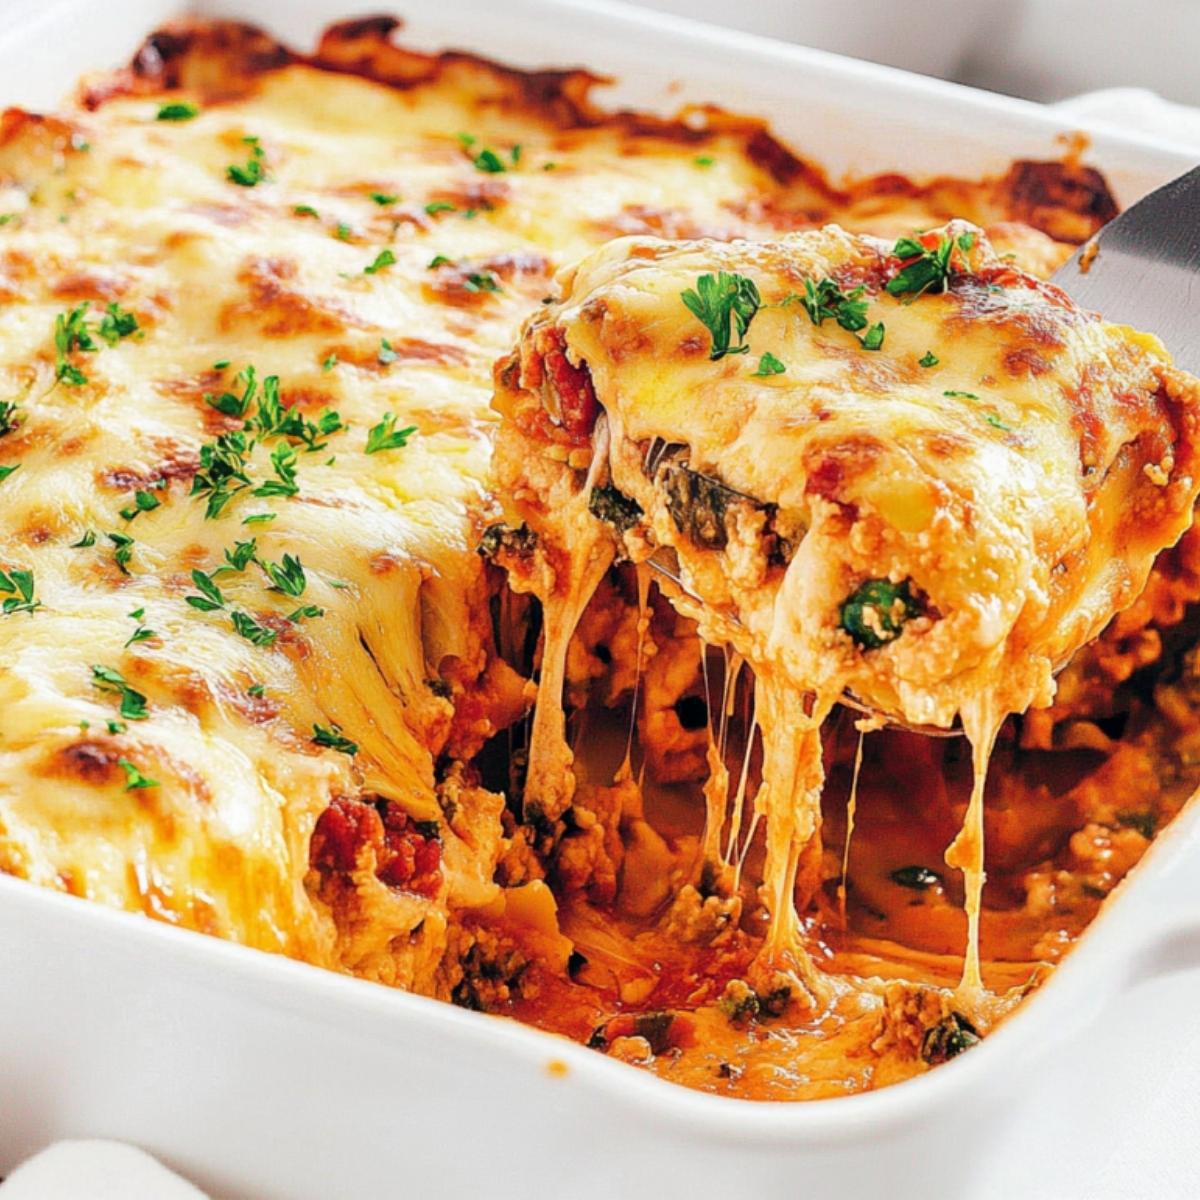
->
<box><xmin>496</xmin><ymin>224</ymin><xmax>1200</xmax><ymax>998</ymax></box>
<box><xmin>0</xmin><ymin>16</ymin><xmax>1167</xmax><ymax>1094</ymax></box>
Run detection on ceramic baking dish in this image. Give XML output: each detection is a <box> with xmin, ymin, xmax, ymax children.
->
<box><xmin>1</xmin><ymin>2</ymin><xmax>1199</xmax><ymax>1196</ymax></box>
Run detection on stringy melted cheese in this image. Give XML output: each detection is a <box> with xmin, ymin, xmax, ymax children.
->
<box><xmin>0</xmin><ymin>18</ymin><xmax>1174</xmax><ymax>1089</ymax></box>
<box><xmin>496</xmin><ymin>225</ymin><xmax>1200</xmax><ymax>999</ymax></box>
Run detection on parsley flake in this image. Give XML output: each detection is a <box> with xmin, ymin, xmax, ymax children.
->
<box><xmin>230</xmin><ymin>609</ymin><xmax>277</xmax><ymax>646</ymax></box>
<box><xmin>117</xmin><ymin>758</ymin><xmax>159</xmax><ymax>790</ymax></box>
<box><xmin>156</xmin><ymin>102</ymin><xmax>198</xmax><ymax>122</ymax></box>
<box><xmin>108</xmin><ymin>532</ymin><xmax>134</xmax><ymax>574</ymax></box>
<box><xmin>378</xmin><ymin>338</ymin><xmax>398</xmax><ymax>366</ymax></box>
<box><xmin>886</xmin><ymin>232</ymin><xmax>975</xmax><ymax>300</ymax></box>
<box><xmin>364</xmin><ymin>248</ymin><xmax>396</xmax><ymax>275</ymax></box>
<box><xmin>919</xmin><ymin>351</ymin><xmax>940</xmax><ymax>368</ymax></box>
<box><xmin>680</xmin><ymin>272</ymin><xmax>761</xmax><ymax>360</ymax></box>
<box><xmin>312</xmin><ymin>723</ymin><xmax>358</xmax><ymax>756</ymax></box>
<box><xmin>752</xmin><ymin>352</ymin><xmax>786</xmax><ymax>377</ymax></box>
<box><xmin>424</xmin><ymin>201</ymin><xmax>455</xmax><ymax>216</ymax></box>
<box><xmin>91</xmin><ymin>665</ymin><xmax>149</xmax><ymax>721</ymax></box>
<box><xmin>0</xmin><ymin>465</ymin><xmax>19</xmax><ymax>485</ymax></box>
<box><xmin>369</xmin><ymin>192</ymin><xmax>399</xmax><ymax>206</ymax></box>
<box><xmin>0</xmin><ymin>567</ymin><xmax>40</xmax><ymax>615</ymax></box>
<box><xmin>226</xmin><ymin>136</ymin><xmax>267</xmax><ymax>187</ymax></box>
<box><xmin>365</xmin><ymin>413</ymin><xmax>417</xmax><ymax>455</ymax></box>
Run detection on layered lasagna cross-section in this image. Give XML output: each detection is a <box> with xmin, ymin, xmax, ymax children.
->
<box><xmin>492</xmin><ymin>223</ymin><xmax>1200</xmax><ymax>999</ymax></box>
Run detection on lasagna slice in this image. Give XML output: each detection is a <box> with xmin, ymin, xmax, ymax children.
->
<box><xmin>492</xmin><ymin>223</ymin><xmax>1200</xmax><ymax>997</ymax></box>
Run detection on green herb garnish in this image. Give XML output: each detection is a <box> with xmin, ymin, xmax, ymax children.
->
<box><xmin>681</xmin><ymin>272</ymin><xmax>761</xmax><ymax>361</ymax></box>
<box><xmin>886</xmin><ymin>231</ymin><xmax>975</xmax><ymax>300</ymax></box>
<box><xmin>226</xmin><ymin>136</ymin><xmax>267</xmax><ymax>187</ymax></box>
<box><xmin>118</xmin><ymin>758</ymin><xmax>159</xmax><ymax>790</ymax></box>
<box><xmin>91</xmin><ymin>664</ymin><xmax>149</xmax><ymax>721</ymax></box>
<box><xmin>919</xmin><ymin>351</ymin><xmax>939</xmax><ymax>368</ymax></box>
<box><xmin>0</xmin><ymin>567</ymin><xmax>39</xmax><ymax>615</ymax></box>
<box><xmin>365</xmin><ymin>413</ymin><xmax>417</xmax><ymax>455</ymax></box>
<box><xmin>312</xmin><ymin>723</ymin><xmax>358</xmax><ymax>756</ymax></box>
<box><xmin>156</xmin><ymin>102</ymin><xmax>199</xmax><ymax>122</ymax></box>
<box><xmin>108</xmin><ymin>532</ymin><xmax>134</xmax><ymax>574</ymax></box>
<box><xmin>364</xmin><ymin>248</ymin><xmax>396</xmax><ymax>275</ymax></box>
<box><xmin>752</xmin><ymin>352</ymin><xmax>786</xmax><ymax>377</ymax></box>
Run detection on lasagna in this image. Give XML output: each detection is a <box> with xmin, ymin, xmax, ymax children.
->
<box><xmin>1</xmin><ymin>15</ymin><xmax>1197</xmax><ymax>1100</ymax></box>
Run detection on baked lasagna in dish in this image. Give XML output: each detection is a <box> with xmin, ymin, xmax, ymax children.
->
<box><xmin>1</xmin><ymin>15</ymin><xmax>1199</xmax><ymax>1100</ymax></box>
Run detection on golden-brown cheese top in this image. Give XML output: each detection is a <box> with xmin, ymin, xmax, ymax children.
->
<box><xmin>541</xmin><ymin>226</ymin><xmax>1200</xmax><ymax>725</ymax></box>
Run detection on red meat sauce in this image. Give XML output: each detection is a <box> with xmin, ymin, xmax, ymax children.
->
<box><xmin>310</xmin><ymin>795</ymin><xmax>442</xmax><ymax>896</ymax></box>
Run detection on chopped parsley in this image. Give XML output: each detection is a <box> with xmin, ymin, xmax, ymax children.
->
<box><xmin>424</xmin><ymin>201</ymin><xmax>455</xmax><ymax>216</ymax></box>
<box><xmin>91</xmin><ymin>664</ymin><xmax>149</xmax><ymax>721</ymax></box>
<box><xmin>322</xmin><ymin>353</ymin><xmax>338</xmax><ymax>371</ymax></box>
<box><xmin>118</xmin><ymin>758</ymin><xmax>159</xmax><ymax>791</ymax></box>
<box><xmin>464</xmin><ymin>271</ymin><xmax>501</xmax><ymax>294</ymax></box>
<box><xmin>694</xmin><ymin>155</ymin><xmax>715</xmax><ymax>168</ymax></box>
<box><xmin>124</xmin><ymin>607</ymin><xmax>157</xmax><ymax>647</ymax></box>
<box><xmin>98</xmin><ymin>302</ymin><xmax>139</xmax><ymax>346</ymax></box>
<box><xmin>226</xmin><ymin>136</ymin><xmax>267</xmax><ymax>187</ymax></box>
<box><xmin>221</xmin><ymin>538</ymin><xmax>259</xmax><ymax>573</ymax></box>
<box><xmin>886</xmin><ymin>231</ymin><xmax>975</xmax><ymax>300</ymax></box>
<box><xmin>106</xmin><ymin>719</ymin><xmax>125</xmax><ymax>735</ymax></box>
<box><xmin>334</xmin><ymin>223</ymin><xmax>353</xmax><ymax>242</ymax></box>
<box><xmin>230</xmin><ymin>610</ymin><xmax>277</xmax><ymax>646</ymax></box>
<box><xmin>943</xmin><ymin>390</ymin><xmax>980</xmax><ymax>400</ymax></box>
<box><xmin>156</xmin><ymin>102</ymin><xmax>198</xmax><ymax>122</ymax></box>
<box><xmin>793</xmin><ymin>277</ymin><xmax>885</xmax><ymax>350</ymax></box>
<box><xmin>365</xmin><ymin>413</ymin><xmax>417</xmax><ymax>455</ymax></box>
<box><xmin>247</xmin><ymin>683</ymin><xmax>266</xmax><ymax>698</ymax></box>
<box><xmin>108</xmin><ymin>532</ymin><xmax>134</xmax><ymax>574</ymax></box>
<box><xmin>378</xmin><ymin>338</ymin><xmax>398</xmax><ymax>365</ymax></box>
<box><xmin>288</xmin><ymin>604</ymin><xmax>324</xmax><ymax>622</ymax></box>
<box><xmin>0</xmin><ymin>464</ymin><xmax>18</xmax><ymax>485</ymax></box>
<box><xmin>839</xmin><ymin>578</ymin><xmax>922</xmax><ymax>650</ymax></box>
<box><xmin>192</xmin><ymin>430</ymin><xmax>253</xmax><ymax>518</ymax></box>
<box><xmin>752</xmin><ymin>352</ymin><xmax>786</xmax><ymax>377</ymax></box>
<box><xmin>293</xmin><ymin>204</ymin><xmax>319</xmax><ymax>218</ymax></box>
<box><xmin>0</xmin><ymin>399</ymin><xmax>21</xmax><ymax>438</ymax></box>
<box><xmin>312</xmin><ymin>723</ymin><xmax>358</xmax><ymax>756</ymax></box>
<box><xmin>919</xmin><ymin>351</ymin><xmax>940</xmax><ymax>368</ymax></box>
<box><xmin>681</xmin><ymin>272</ymin><xmax>761</xmax><ymax>361</ymax></box>
<box><xmin>985</xmin><ymin>412</ymin><xmax>1013</xmax><ymax>432</ymax></box>
<box><xmin>252</xmin><ymin>442</ymin><xmax>298</xmax><ymax>499</ymax></box>
<box><xmin>54</xmin><ymin>303</ymin><xmax>96</xmax><ymax>386</ymax></box>
<box><xmin>369</xmin><ymin>192</ymin><xmax>399</xmax><ymax>206</ymax></box>
<box><xmin>260</xmin><ymin>552</ymin><xmax>307</xmax><ymax>598</ymax></box>
<box><xmin>428</xmin><ymin>254</ymin><xmax>453</xmax><ymax>269</ymax></box>
<box><xmin>364</xmin><ymin>248</ymin><xmax>396</xmax><ymax>275</ymax></box>
<box><xmin>242</xmin><ymin>512</ymin><xmax>277</xmax><ymax>526</ymax></box>
<box><xmin>71</xmin><ymin>530</ymin><xmax>96</xmax><ymax>548</ymax></box>
<box><xmin>185</xmin><ymin>568</ymin><xmax>226</xmax><ymax>612</ymax></box>
<box><xmin>205</xmin><ymin>364</ymin><xmax>259</xmax><ymax>418</ymax></box>
<box><xmin>119</xmin><ymin>487</ymin><xmax>162</xmax><ymax>522</ymax></box>
<box><xmin>0</xmin><ymin>567</ymin><xmax>39</xmax><ymax>615</ymax></box>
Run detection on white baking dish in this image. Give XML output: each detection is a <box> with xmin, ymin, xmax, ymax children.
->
<box><xmin>1</xmin><ymin>2</ymin><xmax>1199</xmax><ymax>1196</ymax></box>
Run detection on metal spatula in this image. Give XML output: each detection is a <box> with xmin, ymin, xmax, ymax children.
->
<box><xmin>1054</xmin><ymin>164</ymin><xmax>1200</xmax><ymax>373</ymax></box>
